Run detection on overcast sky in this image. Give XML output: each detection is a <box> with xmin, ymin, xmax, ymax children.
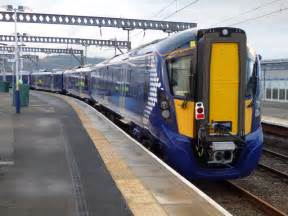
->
<box><xmin>0</xmin><ymin>0</ymin><xmax>287</xmax><ymax>60</ymax></box>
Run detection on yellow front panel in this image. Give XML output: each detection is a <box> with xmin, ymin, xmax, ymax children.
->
<box><xmin>245</xmin><ymin>99</ymin><xmax>253</xmax><ymax>134</ymax></box>
<box><xmin>174</xmin><ymin>99</ymin><xmax>195</xmax><ymax>138</ymax></box>
<box><xmin>210</xmin><ymin>43</ymin><xmax>239</xmax><ymax>134</ymax></box>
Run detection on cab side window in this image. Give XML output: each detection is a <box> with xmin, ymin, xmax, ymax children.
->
<box><xmin>167</xmin><ymin>55</ymin><xmax>195</xmax><ymax>98</ymax></box>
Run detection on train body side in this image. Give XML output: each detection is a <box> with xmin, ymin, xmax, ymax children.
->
<box><xmin>0</xmin><ymin>72</ymin><xmax>14</xmax><ymax>87</ymax></box>
<box><xmin>31</xmin><ymin>28</ymin><xmax>263</xmax><ymax>180</ymax></box>
<box><xmin>30</xmin><ymin>72</ymin><xmax>53</xmax><ymax>91</ymax></box>
<box><xmin>90</xmin><ymin>56</ymin><xmax>153</xmax><ymax>126</ymax></box>
<box><xmin>63</xmin><ymin>67</ymin><xmax>90</xmax><ymax>99</ymax></box>
<box><xmin>30</xmin><ymin>71</ymin><xmax>64</xmax><ymax>92</ymax></box>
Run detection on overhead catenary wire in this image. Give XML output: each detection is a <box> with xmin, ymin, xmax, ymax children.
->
<box><xmin>212</xmin><ymin>0</ymin><xmax>285</xmax><ymax>26</ymax></box>
<box><xmin>153</xmin><ymin>0</ymin><xmax>177</xmax><ymax>18</ymax></box>
<box><xmin>131</xmin><ymin>0</ymin><xmax>200</xmax><ymax>44</ymax></box>
<box><xmin>228</xmin><ymin>6</ymin><xmax>288</xmax><ymax>26</ymax></box>
<box><xmin>131</xmin><ymin>0</ymin><xmax>178</xmax><ymax>39</ymax></box>
<box><xmin>162</xmin><ymin>0</ymin><xmax>199</xmax><ymax>20</ymax></box>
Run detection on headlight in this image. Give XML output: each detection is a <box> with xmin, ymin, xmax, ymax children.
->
<box><xmin>161</xmin><ymin>110</ymin><xmax>170</xmax><ymax>119</ymax></box>
<box><xmin>222</xmin><ymin>29</ymin><xmax>229</xmax><ymax>36</ymax></box>
<box><xmin>255</xmin><ymin>100</ymin><xmax>261</xmax><ymax>117</ymax></box>
<box><xmin>160</xmin><ymin>100</ymin><xmax>169</xmax><ymax>110</ymax></box>
<box><xmin>158</xmin><ymin>89</ymin><xmax>171</xmax><ymax>119</ymax></box>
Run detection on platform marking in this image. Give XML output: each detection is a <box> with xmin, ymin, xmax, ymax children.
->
<box><xmin>262</xmin><ymin>116</ymin><xmax>288</xmax><ymax>128</ymax></box>
<box><xmin>60</xmin><ymin>122</ymin><xmax>89</xmax><ymax>216</ymax></box>
<box><xmin>63</xmin><ymin>97</ymin><xmax>168</xmax><ymax>216</ymax></box>
<box><xmin>0</xmin><ymin>161</ymin><xmax>14</xmax><ymax>166</ymax></box>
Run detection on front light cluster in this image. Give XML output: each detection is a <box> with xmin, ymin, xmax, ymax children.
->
<box><xmin>160</xmin><ymin>100</ymin><xmax>169</xmax><ymax>110</ymax></box>
<box><xmin>158</xmin><ymin>91</ymin><xmax>171</xmax><ymax>119</ymax></box>
<box><xmin>161</xmin><ymin>109</ymin><xmax>170</xmax><ymax>119</ymax></box>
<box><xmin>255</xmin><ymin>100</ymin><xmax>261</xmax><ymax>117</ymax></box>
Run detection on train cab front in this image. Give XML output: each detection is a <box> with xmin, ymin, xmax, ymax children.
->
<box><xmin>163</xmin><ymin>27</ymin><xmax>263</xmax><ymax>180</ymax></box>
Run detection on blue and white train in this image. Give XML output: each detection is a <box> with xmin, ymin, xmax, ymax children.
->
<box><xmin>30</xmin><ymin>27</ymin><xmax>263</xmax><ymax>180</ymax></box>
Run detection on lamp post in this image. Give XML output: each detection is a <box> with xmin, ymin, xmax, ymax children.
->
<box><xmin>5</xmin><ymin>5</ymin><xmax>26</xmax><ymax>113</ymax></box>
<box><xmin>19</xmin><ymin>40</ymin><xmax>26</xmax><ymax>83</ymax></box>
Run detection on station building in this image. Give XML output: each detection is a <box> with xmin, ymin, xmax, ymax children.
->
<box><xmin>261</xmin><ymin>59</ymin><xmax>288</xmax><ymax>102</ymax></box>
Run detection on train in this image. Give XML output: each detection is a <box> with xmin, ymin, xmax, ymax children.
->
<box><xmin>0</xmin><ymin>71</ymin><xmax>31</xmax><ymax>87</ymax></box>
<box><xmin>27</xmin><ymin>27</ymin><xmax>264</xmax><ymax>180</ymax></box>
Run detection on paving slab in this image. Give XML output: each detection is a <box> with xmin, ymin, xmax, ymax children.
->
<box><xmin>0</xmin><ymin>93</ymin><xmax>14</xmax><ymax>165</ymax></box>
<box><xmin>0</xmin><ymin>91</ymin><xmax>131</xmax><ymax>216</ymax></box>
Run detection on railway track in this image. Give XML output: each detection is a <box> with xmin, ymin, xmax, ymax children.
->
<box><xmin>194</xmin><ymin>178</ymin><xmax>288</xmax><ymax>216</ymax></box>
<box><xmin>226</xmin><ymin>181</ymin><xmax>287</xmax><ymax>216</ymax></box>
<box><xmin>262</xmin><ymin>122</ymin><xmax>288</xmax><ymax>138</ymax></box>
<box><xmin>263</xmin><ymin>148</ymin><xmax>288</xmax><ymax>161</ymax></box>
<box><xmin>258</xmin><ymin>163</ymin><xmax>288</xmax><ymax>179</ymax></box>
<box><xmin>223</xmin><ymin>147</ymin><xmax>288</xmax><ymax>215</ymax></box>
<box><xmin>259</xmin><ymin>148</ymin><xmax>288</xmax><ymax>179</ymax></box>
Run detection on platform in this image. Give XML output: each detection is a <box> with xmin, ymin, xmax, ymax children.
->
<box><xmin>0</xmin><ymin>91</ymin><xmax>230</xmax><ymax>216</ymax></box>
<box><xmin>0</xmin><ymin>93</ymin><xmax>14</xmax><ymax>166</ymax></box>
<box><xmin>262</xmin><ymin>101</ymin><xmax>288</xmax><ymax>127</ymax></box>
<box><xmin>0</xmin><ymin>92</ymin><xmax>131</xmax><ymax>216</ymax></box>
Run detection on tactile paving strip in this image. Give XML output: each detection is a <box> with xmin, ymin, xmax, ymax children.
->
<box><xmin>64</xmin><ymin>98</ymin><xmax>167</xmax><ymax>216</ymax></box>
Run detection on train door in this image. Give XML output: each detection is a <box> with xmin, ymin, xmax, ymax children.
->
<box><xmin>197</xmin><ymin>28</ymin><xmax>247</xmax><ymax>140</ymax></box>
<box><xmin>209</xmin><ymin>43</ymin><xmax>239</xmax><ymax>135</ymax></box>
<box><xmin>119</xmin><ymin>66</ymin><xmax>128</xmax><ymax>114</ymax></box>
<box><xmin>51</xmin><ymin>73</ymin><xmax>54</xmax><ymax>91</ymax></box>
<box><xmin>79</xmin><ymin>71</ymin><xmax>83</xmax><ymax>97</ymax></box>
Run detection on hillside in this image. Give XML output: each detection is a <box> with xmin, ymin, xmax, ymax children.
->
<box><xmin>2</xmin><ymin>55</ymin><xmax>105</xmax><ymax>72</ymax></box>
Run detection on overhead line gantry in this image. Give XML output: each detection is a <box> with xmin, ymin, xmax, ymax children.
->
<box><xmin>0</xmin><ymin>11</ymin><xmax>197</xmax><ymax>48</ymax></box>
<box><xmin>0</xmin><ymin>46</ymin><xmax>84</xmax><ymax>65</ymax></box>
<box><xmin>0</xmin><ymin>34</ymin><xmax>130</xmax><ymax>49</ymax></box>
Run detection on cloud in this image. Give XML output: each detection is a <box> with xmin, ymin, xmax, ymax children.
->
<box><xmin>0</xmin><ymin>0</ymin><xmax>287</xmax><ymax>60</ymax></box>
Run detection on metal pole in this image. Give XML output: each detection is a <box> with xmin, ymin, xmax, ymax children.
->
<box><xmin>84</xmin><ymin>44</ymin><xmax>87</xmax><ymax>65</ymax></box>
<box><xmin>3</xmin><ymin>57</ymin><xmax>6</xmax><ymax>81</ymax></box>
<box><xmin>264</xmin><ymin>68</ymin><xmax>266</xmax><ymax>100</ymax></box>
<box><xmin>20</xmin><ymin>35</ymin><xmax>23</xmax><ymax>82</ymax></box>
<box><xmin>0</xmin><ymin>45</ymin><xmax>6</xmax><ymax>81</ymax></box>
<box><xmin>1</xmin><ymin>55</ymin><xmax>3</xmax><ymax>81</ymax></box>
<box><xmin>127</xmin><ymin>30</ymin><xmax>131</xmax><ymax>50</ymax></box>
<box><xmin>14</xmin><ymin>8</ymin><xmax>20</xmax><ymax>113</ymax></box>
<box><xmin>114</xmin><ymin>43</ymin><xmax>116</xmax><ymax>56</ymax></box>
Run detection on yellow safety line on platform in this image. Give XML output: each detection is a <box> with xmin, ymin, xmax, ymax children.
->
<box><xmin>60</xmin><ymin>96</ymin><xmax>167</xmax><ymax>216</ymax></box>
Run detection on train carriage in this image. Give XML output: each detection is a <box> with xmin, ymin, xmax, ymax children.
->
<box><xmin>31</xmin><ymin>27</ymin><xmax>263</xmax><ymax>180</ymax></box>
<box><xmin>89</xmin><ymin>27</ymin><xmax>263</xmax><ymax>180</ymax></box>
<box><xmin>30</xmin><ymin>71</ymin><xmax>53</xmax><ymax>91</ymax></box>
<box><xmin>90</xmin><ymin>55</ymin><xmax>150</xmax><ymax>125</ymax></box>
<box><xmin>21</xmin><ymin>71</ymin><xmax>31</xmax><ymax>85</ymax></box>
<box><xmin>0</xmin><ymin>72</ymin><xmax>13</xmax><ymax>87</ymax></box>
<box><xmin>63</xmin><ymin>66</ymin><xmax>91</xmax><ymax>100</ymax></box>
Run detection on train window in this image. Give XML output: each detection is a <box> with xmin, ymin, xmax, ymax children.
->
<box><xmin>286</xmin><ymin>89</ymin><xmax>288</xmax><ymax>101</ymax></box>
<box><xmin>266</xmin><ymin>88</ymin><xmax>271</xmax><ymax>99</ymax></box>
<box><xmin>167</xmin><ymin>55</ymin><xmax>194</xmax><ymax>98</ymax></box>
<box><xmin>272</xmin><ymin>88</ymin><xmax>278</xmax><ymax>100</ymax></box>
<box><xmin>84</xmin><ymin>74</ymin><xmax>89</xmax><ymax>87</ymax></box>
<box><xmin>279</xmin><ymin>89</ymin><xmax>285</xmax><ymax>100</ymax></box>
<box><xmin>245</xmin><ymin>58</ymin><xmax>255</xmax><ymax>98</ymax></box>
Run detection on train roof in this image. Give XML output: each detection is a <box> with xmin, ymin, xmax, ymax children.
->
<box><xmin>64</xmin><ymin>64</ymin><xmax>95</xmax><ymax>73</ymax></box>
<box><xmin>31</xmin><ymin>70</ymin><xmax>63</xmax><ymax>75</ymax></box>
<box><xmin>104</xmin><ymin>29</ymin><xmax>198</xmax><ymax>64</ymax></box>
<box><xmin>31</xmin><ymin>71</ymin><xmax>52</xmax><ymax>75</ymax></box>
<box><xmin>89</xmin><ymin>27</ymin><xmax>249</xmax><ymax>67</ymax></box>
<box><xmin>144</xmin><ymin>29</ymin><xmax>197</xmax><ymax>55</ymax></box>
